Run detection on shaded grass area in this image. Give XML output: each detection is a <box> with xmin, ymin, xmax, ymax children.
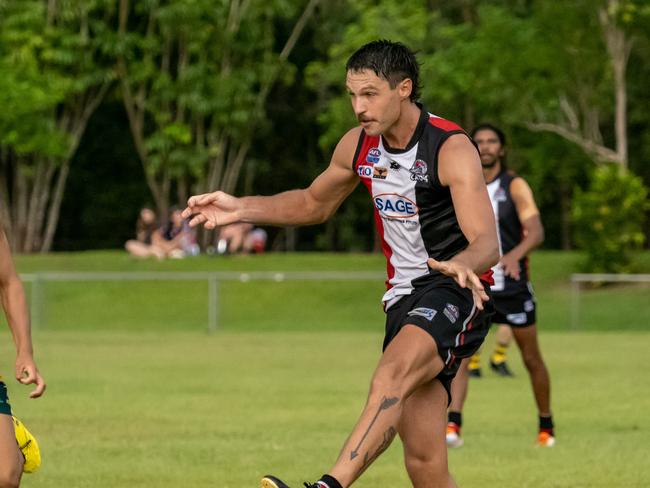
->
<box><xmin>4</xmin><ymin>329</ymin><xmax>649</xmax><ymax>488</ymax></box>
<box><xmin>10</xmin><ymin>251</ymin><xmax>650</xmax><ymax>331</ymax></box>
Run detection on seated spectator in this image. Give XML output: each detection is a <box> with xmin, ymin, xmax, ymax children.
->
<box><xmin>125</xmin><ymin>207</ymin><xmax>166</xmax><ymax>259</ymax></box>
<box><xmin>157</xmin><ymin>207</ymin><xmax>200</xmax><ymax>258</ymax></box>
<box><xmin>216</xmin><ymin>223</ymin><xmax>267</xmax><ymax>255</ymax></box>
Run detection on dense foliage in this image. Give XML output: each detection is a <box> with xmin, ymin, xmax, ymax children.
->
<box><xmin>0</xmin><ymin>0</ymin><xmax>648</xmax><ymax>266</ymax></box>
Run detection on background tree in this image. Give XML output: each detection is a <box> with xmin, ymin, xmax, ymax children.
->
<box><xmin>0</xmin><ymin>0</ymin><xmax>114</xmax><ymax>252</ymax></box>
<box><xmin>116</xmin><ymin>0</ymin><xmax>320</xmax><ymax>225</ymax></box>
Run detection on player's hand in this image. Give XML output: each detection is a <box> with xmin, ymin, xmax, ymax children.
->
<box><xmin>427</xmin><ymin>258</ymin><xmax>489</xmax><ymax>310</ymax></box>
<box><xmin>499</xmin><ymin>253</ymin><xmax>520</xmax><ymax>280</ymax></box>
<box><xmin>15</xmin><ymin>353</ymin><xmax>46</xmax><ymax>398</ymax></box>
<box><xmin>181</xmin><ymin>191</ymin><xmax>242</xmax><ymax>229</ymax></box>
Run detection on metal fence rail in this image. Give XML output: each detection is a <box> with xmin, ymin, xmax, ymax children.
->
<box><xmin>19</xmin><ymin>271</ymin><xmax>386</xmax><ymax>333</ymax></box>
<box><xmin>570</xmin><ymin>273</ymin><xmax>650</xmax><ymax>330</ymax></box>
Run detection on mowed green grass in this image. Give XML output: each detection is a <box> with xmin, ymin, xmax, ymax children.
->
<box><xmin>3</xmin><ymin>329</ymin><xmax>649</xmax><ymax>488</ymax></box>
<box><xmin>2</xmin><ymin>251</ymin><xmax>649</xmax><ymax>487</ymax></box>
<box><xmin>11</xmin><ymin>250</ymin><xmax>650</xmax><ymax>332</ymax></box>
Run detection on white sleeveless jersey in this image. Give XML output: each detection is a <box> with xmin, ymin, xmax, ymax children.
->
<box><xmin>352</xmin><ymin>106</ymin><xmax>490</xmax><ymax>307</ymax></box>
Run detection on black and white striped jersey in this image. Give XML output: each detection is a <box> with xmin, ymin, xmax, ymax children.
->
<box><xmin>352</xmin><ymin>105</ymin><xmax>488</xmax><ymax>307</ymax></box>
<box><xmin>486</xmin><ymin>170</ymin><xmax>530</xmax><ymax>296</ymax></box>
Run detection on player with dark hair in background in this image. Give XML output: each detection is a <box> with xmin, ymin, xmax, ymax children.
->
<box><xmin>446</xmin><ymin>124</ymin><xmax>555</xmax><ymax>449</ymax></box>
<box><xmin>184</xmin><ymin>40</ymin><xmax>499</xmax><ymax>488</ymax></box>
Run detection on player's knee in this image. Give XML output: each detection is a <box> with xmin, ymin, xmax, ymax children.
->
<box><xmin>522</xmin><ymin>351</ymin><xmax>544</xmax><ymax>371</ymax></box>
<box><xmin>370</xmin><ymin>362</ymin><xmax>410</xmax><ymax>398</ymax></box>
<box><xmin>405</xmin><ymin>454</ymin><xmax>447</xmax><ymax>486</ymax></box>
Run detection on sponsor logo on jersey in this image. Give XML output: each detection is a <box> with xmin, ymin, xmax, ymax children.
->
<box><xmin>373</xmin><ymin>166</ymin><xmax>388</xmax><ymax>179</ymax></box>
<box><xmin>408</xmin><ymin>307</ymin><xmax>437</xmax><ymax>321</ymax></box>
<box><xmin>409</xmin><ymin>159</ymin><xmax>429</xmax><ymax>183</ymax></box>
<box><xmin>357</xmin><ymin>165</ymin><xmax>373</xmax><ymax>179</ymax></box>
<box><xmin>389</xmin><ymin>160</ymin><xmax>400</xmax><ymax>170</ymax></box>
<box><xmin>443</xmin><ymin>303</ymin><xmax>459</xmax><ymax>323</ymax></box>
<box><xmin>374</xmin><ymin>193</ymin><xmax>419</xmax><ymax>219</ymax></box>
<box><xmin>506</xmin><ymin>312</ymin><xmax>527</xmax><ymax>325</ymax></box>
<box><xmin>366</xmin><ymin>147</ymin><xmax>381</xmax><ymax>164</ymax></box>
<box><xmin>494</xmin><ymin>187</ymin><xmax>507</xmax><ymax>202</ymax></box>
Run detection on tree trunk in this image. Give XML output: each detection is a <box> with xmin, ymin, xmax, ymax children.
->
<box><xmin>40</xmin><ymin>157</ymin><xmax>71</xmax><ymax>252</ymax></box>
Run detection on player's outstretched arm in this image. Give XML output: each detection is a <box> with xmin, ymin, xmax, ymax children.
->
<box><xmin>499</xmin><ymin>177</ymin><xmax>545</xmax><ymax>280</ymax></box>
<box><xmin>0</xmin><ymin>230</ymin><xmax>46</xmax><ymax>399</ymax></box>
<box><xmin>183</xmin><ymin>128</ymin><xmax>360</xmax><ymax>229</ymax></box>
<box><xmin>429</xmin><ymin>134</ymin><xmax>500</xmax><ymax>309</ymax></box>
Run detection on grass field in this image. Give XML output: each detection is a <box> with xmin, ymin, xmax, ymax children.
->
<box><xmin>2</xmin><ymin>251</ymin><xmax>650</xmax><ymax>487</ymax></box>
<box><xmin>11</xmin><ymin>250</ymin><xmax>650</xmax><ymax>332</ymax></box>
<box><xmin>3</xmin><ymin>330</ymin><xmax>649</xmax><ymax>488</ymax></box>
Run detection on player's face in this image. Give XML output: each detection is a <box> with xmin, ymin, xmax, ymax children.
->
<box><xmin>473</xmin><ymin>129</ymin><xmax>504</xmax><ymax>168</ymax></box>
<box><xmin>346</xmin><ymin>69</ymin><xmax>408</xmax><ymax>136</ymax></box>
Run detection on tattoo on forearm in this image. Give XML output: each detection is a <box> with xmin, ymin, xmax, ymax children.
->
<box><xmin>350</xmin><ymin>395</ymin><xmax>399</xmax><ymax>460</ymax></box>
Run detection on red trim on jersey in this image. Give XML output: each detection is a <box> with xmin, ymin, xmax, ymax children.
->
<box><xmin>427</xmin><ymin>115</ymin><xmax>463</xmax><ymax>132</ymax></box>
<box><xmin>354</xmin><ymin>133</ymin><xmax>394</xmax><ymax>288</ymax></box>
<box><xmin>480</xmin><ymin>269</ymin><xmax>494</xmax><ymax>286</ymax></box>
<box><xmin>353</xmin><ymin>133</ymin><xmax>380</xmax><ymax>172</ymax></box>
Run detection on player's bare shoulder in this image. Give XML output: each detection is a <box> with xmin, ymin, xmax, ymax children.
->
<box><xmin>330</xmin><ymin>127</ymin><xmax>364</xmax><ymax>171</ymax></box>
<box><xmin>438</xmin><ymin>133</ymin><xmax>481</xmax><ymax>186</ymax></box>
<box><xmin>509</xmin><ymin>174</ymin><xmax>534</xmax><ymax>197</ymax></box>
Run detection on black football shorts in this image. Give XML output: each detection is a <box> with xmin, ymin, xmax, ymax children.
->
<box><xmin>491</xmin><ymin>284</ymin><xmax>536</xmax><ymax>327</ymax></box>
<box><xmin>383</xmin><ymin>277</ymin><xmax>494</xmax><ymax>401</ymax></box>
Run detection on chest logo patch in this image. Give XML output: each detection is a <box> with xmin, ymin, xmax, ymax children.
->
<box><xmin>409</xmin><ymin>159</ymin><xmax>429</xmax><ymax>183</ymax></box>
<box><xmin>358</xmin><ymin>165</ymin><xmax>373</xmax><ymax>179</ymax></box>
<box><xmin>373</xmin><ymin>166</ymin><xmax>388</xmax><ymax>179</ymax></box>
<box><xmin>494</xmin><ymin>187</ymin><xmax>507</xmax><ymax>202</ymax></box>
<box><xmin>374</xmin><ymin>193</ymin><xmax>418</xmax><ymax>219</ymax></box>
<box><xmin>366</xmin><ymin>148</ymin><xmax>381</xmax><ymax>164</ymax></box>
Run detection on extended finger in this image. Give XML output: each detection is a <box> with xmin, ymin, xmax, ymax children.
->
<box><xmin>456</xmin><ymin>270</ymin><xmax>467</xmax><ymax>288</ymax></box>
<box><xmin>427</xmin><ymin>258</ymin><xmax>449</xmax><ymax>274</ymax></box>
<box><xmin>193</xmin><ymin>192</ymin><xmax>221</xmax><ymax>207</ymax></box>
<box><xmin>472</xmin><ymin>289</ymin><xmax>485</xmax><ymax>311</ymax></box>
<box><xmin>188</xmin><ymin>214</ymin><xmax>208</xmax><ymax>228</ymax></box>
<box><xmin>186</xmin><ymin>194</ymin><xmax>206</xmax><ymax>208</ymax></box>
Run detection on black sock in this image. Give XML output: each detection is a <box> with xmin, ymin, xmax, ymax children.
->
<box><xmin>318</xmin><ymin>474</ymin><xmax>343</xmax><ymax>488</ymax></box>
<box><xmin>539</xmin><ymin>415</ymin><xmax>554</xmax><ymax>434</ymax></box>
<box><xmin>448</xmin><ymin>411</ymin><xmax>462</xmax><ymax>427</ymax></box>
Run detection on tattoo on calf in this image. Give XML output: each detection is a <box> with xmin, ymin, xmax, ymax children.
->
<box><xmin>359</xmin><ymin>426</ymin><xmax>398</xmax><ymax>475</ymax></box>
<box><xmin>350</xmin><ymin>396</ymin><xmax>399</xmax><ymax>460</ymax></box>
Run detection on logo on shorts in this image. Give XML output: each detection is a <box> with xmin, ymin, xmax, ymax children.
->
<box><xmin>409</xmin><ymin>159</ymin><xmax>429</xmax><ymax>183</ymax></box>
<box><xmin>443</xmin><ymin>303</ymin><xmax>459</xmax><ymax>323</ymax></box>
<box><xmin>506</xmin><ymin>312</ymin><xmax>527</xmax><ymax>325</ymax></box>
<box><xmin>408</xmin><ymin>307</ymin><xmax>437</xmax><ymax>321</ymax></box>
<box><xmin>524</xmin><ymin>299</ymin><xmax>534</xmax><ymax>312</ymax></box>
<box><xmin>366</xmin><ymin>148</ymin><xmax>381</xmax><ymax>164</ymax></box>
<box><xmin>373</xmin><ymin>165</ymin><xmax>388</xmax><ymax>179</ymax></box>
